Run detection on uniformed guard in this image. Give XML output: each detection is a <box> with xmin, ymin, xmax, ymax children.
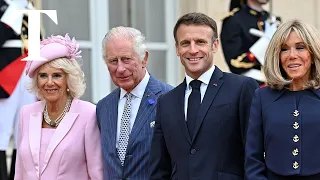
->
<box><xmin>0</xmin><ymin>0</ymin><xmax>38</xmax><ymax>179</ymax></box>
<box><xmin>220</xmin><ymin>0</ymin><xmax>280</xmax><ymax>85</ymax></box>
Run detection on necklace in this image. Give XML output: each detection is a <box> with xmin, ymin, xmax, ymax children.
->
<box><xmin>44</xmin><ymin>97</ymin><xmax>72</xmax><ymax>127</ymax></box>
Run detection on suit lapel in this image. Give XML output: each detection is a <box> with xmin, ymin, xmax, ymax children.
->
<box><xmin>127</xmin><ymin>76</ymin><xmax>161</xmax><ymax>149</ymax></box>
<box><xmin>29</xmin><ymin>109</ymin><xmax>43</xmax><ymax>179</ymax></box>
<box><xmin>108</xmin><ymin>89</ymin><xmax>120</xmax><ymax>156</ymax></box>
<box><xmin>41</xmin><ymin>100</ymin><xmax>79</xmax><ymax>174</ymax></box>
<box><xmin>192</xmin><ymin>67</ymin><xmax>224</xmax><ymax>142</ymax></box>
<box><xmin>176</xmin><ymin>80</ymin><xmax>192</xmax><ymax>144</ymax></box>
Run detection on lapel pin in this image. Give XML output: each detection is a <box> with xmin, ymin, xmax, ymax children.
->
<box><xmin>213</xmin><ymin>83</ymin><xmax>217</xmax><ymax>86</ymax></box>
<box><xmin>150</xmin><ymin>121</ymin><xmax>155</xmax><ymax>128</ymax></box>
<box><xmin>146</xmin><ymin>94</ymin><xmax>150</xmax><ymax>97</ymax></box>
<box><xmin>148</xmin><ymin>99</ymin><xmax>155</xmax><ymax>105</ymax></box>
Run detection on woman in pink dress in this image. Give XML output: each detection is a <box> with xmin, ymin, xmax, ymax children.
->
<box><xmin>14</xmin><ymin>34</ymin><xmax>103</xmax><ymax>180</ymax></box>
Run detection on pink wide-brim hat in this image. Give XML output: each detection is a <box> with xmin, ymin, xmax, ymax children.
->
<box><xmin>26</xmin><ymin>33</ymin><xmax>82</xmax><ymax>78</ymax></box>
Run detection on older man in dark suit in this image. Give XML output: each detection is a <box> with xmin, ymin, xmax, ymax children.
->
<box><xmin>149</xmin><ymin>12</ymin><xmax>259</xmax><ymax>180</ymax></box>
<box><xmin>96</xmin><ymin>26</ymin><xmax>172</xmax><ymax>180</ymax></box>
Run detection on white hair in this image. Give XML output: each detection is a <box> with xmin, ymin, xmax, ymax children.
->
<box><xmin>101</xmin><ymin>26</ymin><xmax>147</xmax><ymax>61</ymax></box>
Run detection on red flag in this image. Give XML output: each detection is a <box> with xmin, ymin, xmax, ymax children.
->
<box><xmin>0</xmin><ymin>53</ymin><xmax>27</xmax><ymax>95</ymax></box>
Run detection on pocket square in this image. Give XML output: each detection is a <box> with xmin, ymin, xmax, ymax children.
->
<box><xmin>150</xmin><ymin>121</ymin><xmax>155</xmax><ymax>128</ymax></box>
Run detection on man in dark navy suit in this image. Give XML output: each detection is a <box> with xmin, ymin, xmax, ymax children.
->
<box><xmin>96</xmin><ymin>26</ymin><xmax>172</xmax><ymax>180</ymax></box>
<box><xmin>149</xmin><ymin>12</ymin><xmax>259</xmax><ymax>180</ymax></box>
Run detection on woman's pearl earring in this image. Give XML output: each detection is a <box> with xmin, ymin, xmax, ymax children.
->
<box><xmin>67</xmin><ymin>88</ymin><xmax>70</xmax><ymax>92</ymax></box>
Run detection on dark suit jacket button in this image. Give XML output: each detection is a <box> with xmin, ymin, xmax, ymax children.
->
<box><xmin>190</xmin><ymin>149</ymin><xmax>197</xmax><ymax>154</ymax></box>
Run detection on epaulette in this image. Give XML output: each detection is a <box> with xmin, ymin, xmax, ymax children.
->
<box><xmin>221</xmin><ymin>7</ymin><xmax>239</xmax><ymax>21</ymax></box>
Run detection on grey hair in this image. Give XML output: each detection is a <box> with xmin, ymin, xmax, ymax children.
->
<box><xmin>264</xmin><ymin>19</ymin><xmax>320</xmax><ymax>90</ymax></box>
<box><xmin>101</xmin><ymin>26</ymin><xmax>147</xmax><ymax>61</ymax></box>
<box><xmin>27</xmin><ymin>57</ymin><xmax>86</xmax><ymax>99</ymax></box>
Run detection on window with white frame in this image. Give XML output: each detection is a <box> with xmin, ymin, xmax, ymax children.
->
<box><xmin>108</xmin><ymin>0</ymin><xmax>179</xmax><ymax>90</ymax></box>
<box><xmin>41</xmin><ymin>0</ymin><xmax>179</xmax><ymax>103</ymax></box>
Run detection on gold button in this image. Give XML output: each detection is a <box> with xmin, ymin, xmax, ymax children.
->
<box><xmin>293</xmin><ymin>110</ymin><xmax>299</xmax><ymax>117</ymax></box>
<box><xmin>293</xmin><ymin>122</ymin><xmax>299</xmax><ymax>129</ymax></box>
<box><xmin>293</xmin><ymin>161</ymin><xmax>299</xmax><ymax>169</ymax></box>
<box><xmin>293</xmin><ymin>135</ymin><xmax>299</xmax><ymax>143</ymax></box>
<box><xmin>292</xmin><ymin>148</ymin><xmax>299</xmax><ymax>156</ymax></box>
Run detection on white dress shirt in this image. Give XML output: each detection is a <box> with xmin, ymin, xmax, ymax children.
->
<box><xmin>116</xmin><ymin>71</ymin><xmax>150</xmax><ymax>148</ymax></box>
<box><xmin>184</xmin><ymin>65</ymin><xmax>215</xmax><ymax>119</ymax></box>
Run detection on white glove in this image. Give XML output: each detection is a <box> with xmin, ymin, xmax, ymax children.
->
<box><xmin>249</xmin><ymin>19</ymin><xmax>278</xmax><ymax>65</ymax></box>
<box><xmin>264</xmin><ymin>19</ymin><xmax>278</xmax><ymax>39</ymax></box>
<box><xmin>249</xmin><ymin>28</ymin><xmax>264</xmax><ymax>38</ymax></box>
<box><xmin>1</xmin><ymin>0</ymin><xmax>28</xmax><ymax>35</ymax></box>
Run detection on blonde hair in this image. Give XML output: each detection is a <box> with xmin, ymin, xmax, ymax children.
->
<box><xmin>28</xmin><ymin>57</ymin><xmax>86</xmax><ymax>99</ymax></box>
<box><xmin>264</xmin><ymin>19</ymin><xmax>320</xmax><ymax>90</ymax></box>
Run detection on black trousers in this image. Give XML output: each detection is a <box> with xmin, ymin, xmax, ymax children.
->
<box><xmin>0</xmin><ymin>151</ymin><xmax>7</xmax><ymax>180</ymax></box>
<box><xmin>0</xmin><ymin>149</ymin><xmax>16</xmax><ymax>180</ymax></box>
<box><xmin>9</xmin><ymin>150</ymin><xmax>16</xmax><ymax>180</ymax></box>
